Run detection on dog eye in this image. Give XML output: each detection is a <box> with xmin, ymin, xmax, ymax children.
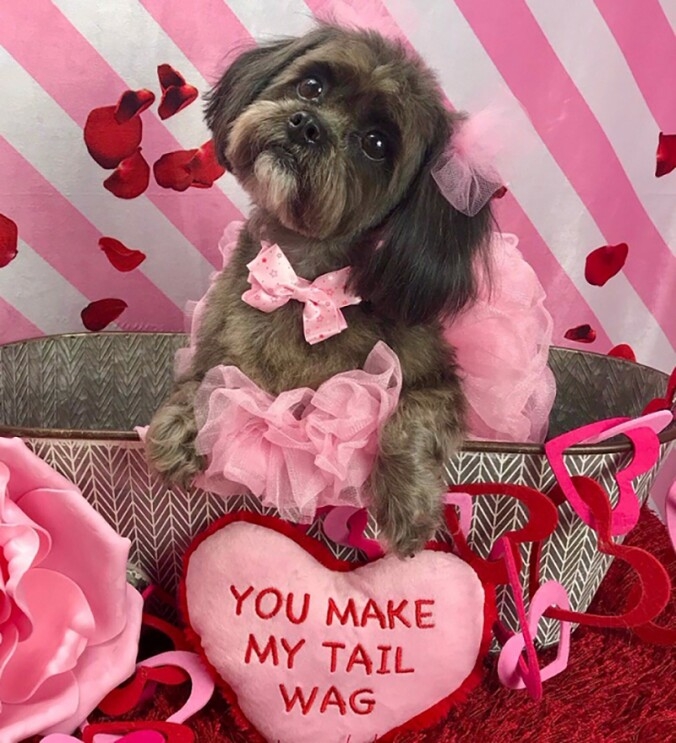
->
<box><xmin>297</xmin><ymin>77</ymin><xmax>323</xmax><ymax>100</ymax></box>
<box><xmin>361</xmin><ymin>131</ymin><xmax>388</xmax><ymax>161</ymax></box>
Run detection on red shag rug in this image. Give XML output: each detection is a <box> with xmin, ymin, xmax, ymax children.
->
<box><xmin>38</xmin><ymin>508</ymin><xmax>676</xmax><ymax>742</ymax></box>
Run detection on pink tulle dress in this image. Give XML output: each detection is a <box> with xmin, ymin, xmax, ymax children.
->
<box><xmin>173</xmin><ymin>222</ymin><xmax>555</xmax><ymax>521</ymax></box>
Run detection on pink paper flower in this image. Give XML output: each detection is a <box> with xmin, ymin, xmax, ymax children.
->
<box><xmin>0</xmin><ymin>438</ymin><xmax>143</xmax><ymax>742</ymax></box>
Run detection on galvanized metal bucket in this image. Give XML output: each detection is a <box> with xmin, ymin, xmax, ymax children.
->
<box><xmin>0</xmin><ymin>332</ymin><xmax>673</xmax><ymax>646</ymax></box>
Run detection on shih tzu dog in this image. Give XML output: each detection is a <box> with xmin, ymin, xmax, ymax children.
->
<box><xmin>146</xmin><ymin>23</ymin><xmax>494</xmax><ymax>556</ymax></box>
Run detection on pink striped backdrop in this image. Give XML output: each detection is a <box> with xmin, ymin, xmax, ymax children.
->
<box><xmin>0</xmin><ymin>0</ymin><xmax>674</xmax><ymax>375</ymax></box>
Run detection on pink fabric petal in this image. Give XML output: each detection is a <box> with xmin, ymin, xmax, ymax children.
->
<box><xmin>194</xmin><ymin>342</ymin><xmax>401</xmax><ymax>522</ymax></box>
<box><xmin>0</xmin><ymin>624</ymin><xmax>19</xmax><ymax>681</ymax></box>
<box><xmin>17</xmin><ymin>487</ymin><xmax>132</xmax><ymax>646</ymax></box>
<box><xmin>0</xmin><ymin>523</ymin><xmax>44</xmax><ymax>637</ymax></box>
<box><xmin>43</xmin><ymin>585</ymin><xmax>143</xmax><ymax>735</ymax></box>
<box><xmin>0</xmin><ymin>462</ymin><xmax>54</xmax><ymax>573</ymax></box>
<box><xmin>0</xmin><ymin>569</ymin><xmax>94</xmax><ymax>704</ymax></box>
<box><xmin>0</xmin><ymin>438</ymin><xmax>75</xmax><ymax>500</ymax></box>
<box><xmin>0</xmin><ymin>673</ymin><xmax>79</xmax><ymax>743</ymax></box>
<box><xmin>443</xmin><ymin>233</ymin><xmax>555</xmax><ymax>443</ymax></box>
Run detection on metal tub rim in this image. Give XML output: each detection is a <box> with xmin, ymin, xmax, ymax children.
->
<box><xmin>0</xmin><ymin>331</ymin><xmax>673</xmax><ymax>456</ymax></box>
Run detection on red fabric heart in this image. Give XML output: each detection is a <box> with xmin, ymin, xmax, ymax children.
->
<box><xmin>99</xmin><ymin>236</ymin><xmax>146</xmax><ymax>272</ymax></box>
<box><xmin>104</xmin><ymin>149</ymin><xmax>150</xmax><ymax>199</ymax></box>
<box><xmin>115</xmin><ymin>89</ymin><xmax>156</xmax><ymax>124</ymax></box>
<box><xmin>98</xmin><ymin>664</ymin><xmax>189</xmax><ymax>717</ymax></box>
<box><xmin>154</xmin><ymin>150</ymin><xmax>197</xmax><ymax>191</ymax></box>
<box><xmin>141</xmin><ymin>612</ymin><xmax>192</xmax><ymax>653</ymax></box>
<box><xmin>656</xmin><ymin>132</ymin><xmax>676</xmax><ymax>177</ymax></box>
<box><xmin>189</xmin><ymin>140</ymin><xmax>226</xmax><ymax>187</ymax></box>
<box><xmin>584</xmin><ymin>242</ymin><xmax>629</xmax><ymax>286</ymax></box>
<box><xmin>81</xmin><ymin>298</ymin><xmax>128</xmax><ymax>331</ymax></box>
<box><xmin>0</xmin><ymin>213</ymin><xmax>18</xmax><ymax>268</ymax></box>
<box><xmin>608</xmin><ymin>344</ymin><xmax>636</xmax><ymax>362</ymax></box>
<box><xmin>158</xmin><ymin>85</ymin><xmax>199</xmax><ymax>120</ymax></box>
<box><xmin>84</xmin><ymin>105</ymin><xmax>143</xmax><ymax>169</ymax></box>
<box><xmin>445</xmin><ymin>483</ymin><xmax>559</xmax><ymax>584</ymax></box>
<box><xmin>564</xmin><ymin>324</ymin><xmax>596</xmax><ymax>343</ymax></box>
<box><xmin>530</xmin><ymin>476</ymin><xmax>671</xmax><ymax>629</ymax></box>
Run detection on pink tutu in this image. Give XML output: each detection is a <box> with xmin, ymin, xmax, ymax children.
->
<box><xmin>174</xmin><ymin>221</ymin><xmax>242</xmax><ymax>380</ymax></box>
<box><xmin>443</xmin><ymin>232</ymin><xmax>555</xmax><ymax>443</ymax></box>
<box><xmin>173</xmin><ymin>222</ymin><xmax>555</xmax><ymax>520</ymax></box>
<box><xmin>193</xmin><ymin>342</ymin><xmax>402</xmax><ymax>523</ymax></box>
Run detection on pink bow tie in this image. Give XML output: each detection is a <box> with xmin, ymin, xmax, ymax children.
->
<box><xmin>242</xmin><ymin>242</ymin><xmax>361</xmax><ymax>344</ymax></box>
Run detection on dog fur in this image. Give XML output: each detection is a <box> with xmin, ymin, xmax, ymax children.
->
<box><xmin>146</xmin><ymin>24</ymin><xmax>493</xmax><ymax>556</ymax></box>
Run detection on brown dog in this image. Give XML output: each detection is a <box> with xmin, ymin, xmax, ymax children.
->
<box><xmin>146</xmin><ymin>24</ymin><xmax>493</xmax><ymax>556</ymax></box>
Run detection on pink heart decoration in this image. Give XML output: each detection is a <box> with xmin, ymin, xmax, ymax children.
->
<box><xmin>182</xmin><ymin>514</ymin><xmax>492</xmax><ymax>743</ymax></box>
<box><xmin>580</xmin><ymin>410</ymin><xmax>673</xmax><ymax>444</ymax></box>
<box><xmin>667</xmin><ymin>479</ymin><xmax>676</xmax><ymax>555</ymax></box>
<box><xmin>497</xmin><ymin>580</ymin><xmax>571</xmax><ymax>691</ymax></box>
<box><xmin>545</xmin><ymin>416</ymin><xmax>664</xmax><ymax>536</ymax></box>
<box><xmin>116</xmin><ymin>733</ymin><xmax>166</xmax><ymax>743</ymax></box>
<box><xmin>322</xmin><ymin>507</ymin><xmax>384</xmax><ymax>560</ymax></box>
<box><xmin>138</xmin><ymin>651</ymin><xmax>214</xmax><ymax>724</ymax></box>
<box><xmin>43</xmin><ymin>732</ymin><xmax>165</xmax><ymax>743</ymax></box>
<box><xmin>443</xmin><ymin>491</ymin><xmax>474</xmax><ymax>540</ymax></box>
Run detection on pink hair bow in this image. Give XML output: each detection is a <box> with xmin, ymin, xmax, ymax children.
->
<box><xmin>432</xmin><ymin>110</ymin><xmax>507</xmax><ymax>217</ymax></box>
<box><xmin>242</xmin><ymin>242</ymin><xmax>361</xmax><ymax>344</ymax></box>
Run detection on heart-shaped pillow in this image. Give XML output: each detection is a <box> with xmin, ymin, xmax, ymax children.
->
<box><xmin>181</xmin><ymin>513</ymin><xmax>494</xmax><ymax>743</ymax></box>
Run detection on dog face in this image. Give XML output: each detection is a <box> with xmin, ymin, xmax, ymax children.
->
<box><xmin>206</xmin><ymin>25</ymin><xmax>493</xmax><ymax>325</ymax></box>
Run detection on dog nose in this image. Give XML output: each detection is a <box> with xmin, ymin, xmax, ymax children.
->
<box><xmin>287</xmin><ymin>111</ymin><xmax>326</xmax><ymax>145</ymax></box>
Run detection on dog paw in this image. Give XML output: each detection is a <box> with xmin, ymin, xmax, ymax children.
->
<box><xmin>146</xmin><ymin>386</ymin><xmax>204</xmax><ymax>487</ymax></box>
<box><xmin>377</xmin><ymin>505</ymin><xmax>441</xmax><ymax>558</ymax></box>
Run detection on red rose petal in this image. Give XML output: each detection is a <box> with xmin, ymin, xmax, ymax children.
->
<box><xmin>189</xmin><ymin>139</ymin><xmax>226</xmax><ymax>186</ymax></box>
<box><xmin>584</xmin><ymin>243</ymin><xmax>629</xmax><ymax>286</ymax></box>
<box><xmin>0</xmin><ymin>214</ymin><xmax>18</xmax><ymax>268</ymax></box>
<box><xmin>655</xmin><ymin>132</ymin><xmax>676</xmax><ymax>178</ymax></box>
<box><xmin>104</xmin><ymin>149</ymin><xmax>150</xmax><ymax>199</ymax></box>
<box><xmin>492</xmin><ymin>185</ymin><xmax>508</xmax><ymax>200</ymax></box>
<box><xmin>99</xmin><ymin>237</ymin><xmax>146</xmax><ymax>272</ymax></box>
<box><xmin>114</xmin><ymin>89</ymin><xmax>156</xmax><ymax>124</ymax></box>
<box><xmin>158</xmin><ymin>84</ymin><xmax>199</xmax><ymax>120</ymax></box>
<box><xmin>608</xmin><ymin>344</ymin><xmax>636</xmax><ymax>362</ymax></box>
<box><xmin>564</xmin><ymin>324</ymin><xmax>597</xmax><ymax>343</ymax></box>
<box><xmin>153</xmin><ymin>149</ymin><xmax>197</xmax><ymax>191</ymax></box>
<box><xmin>81</xmin><ymin>298</ymin><xmax>127</xmax><ymax>331</ymax></box>
<box><xmin>157</xmin><ymin>63</ymin><xmax>187</xmax><ymax>91</ymax></box>
<box><xmin>84</xmin><ymin>106</ymin><xmax>143</xmax><ymax>169</ymax></box>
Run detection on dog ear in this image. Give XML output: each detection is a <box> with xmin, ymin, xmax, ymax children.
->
<box><xmin>350</xmin><ymin>143</ymin><xmax>494</xmax><ymax>326</ymax></box>
<box><xmin>205</xmin><ymin>27</ymin><xmax>335</xmax><ymax>167</ymax></box>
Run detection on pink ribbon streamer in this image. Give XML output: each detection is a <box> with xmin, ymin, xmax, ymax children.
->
<box><xmin>544</xmin><ymin>412</ymin><xmax>672</xmax><ymax>537</ymax></box>
<box><xmin>667</xmin><ymin>479</ymin><xmax>676</xmax><ymax>555</ymax></box>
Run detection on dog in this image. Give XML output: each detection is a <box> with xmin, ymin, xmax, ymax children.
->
<box><xmin>146</xmin><ymin>23</ymin><xmax>494</xmax><ymax>556</ymax></box>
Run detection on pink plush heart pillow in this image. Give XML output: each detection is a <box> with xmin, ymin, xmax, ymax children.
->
<box><xmin>181</xmin><ymin>513</ymin><xmax>494</xmax><ymax>743</ymax></box>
